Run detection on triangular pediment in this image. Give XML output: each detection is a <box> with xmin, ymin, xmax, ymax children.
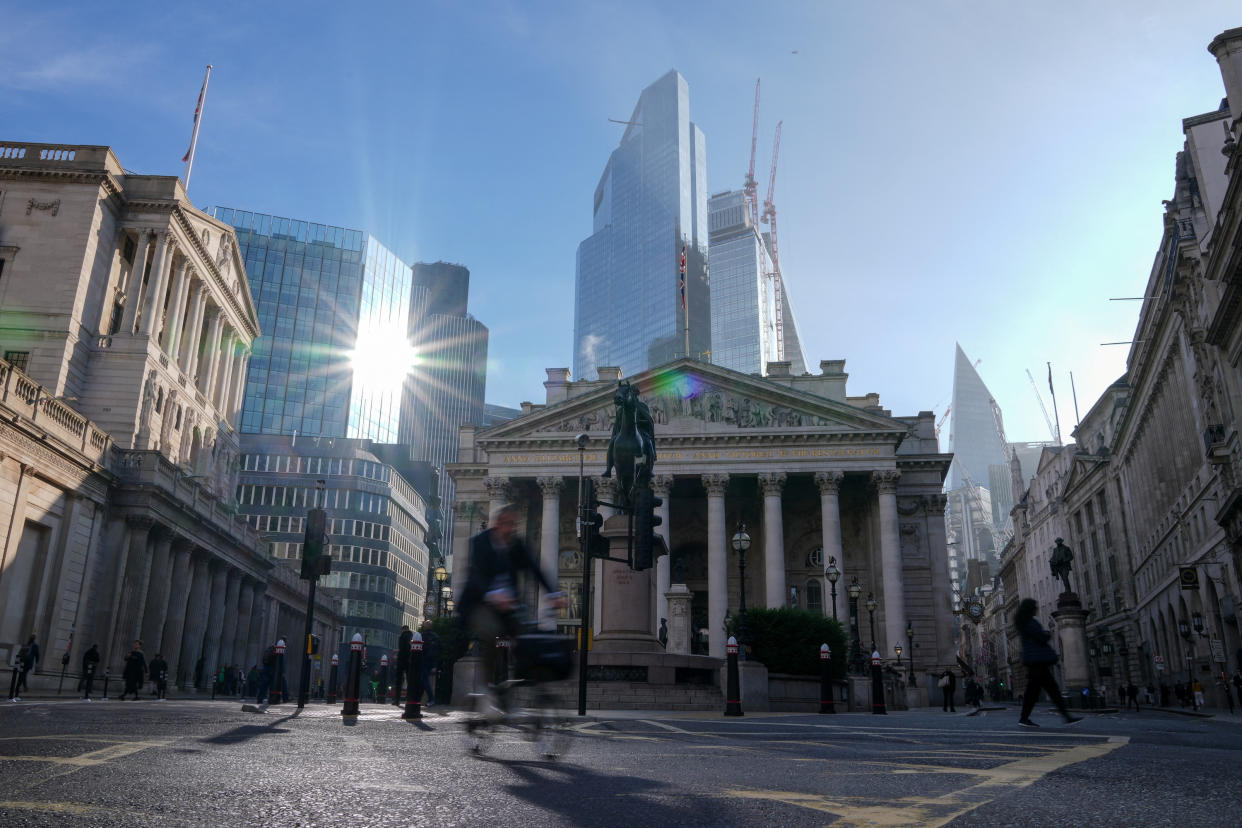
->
<box><xmin>479</xmin><ymin>359</ymin><xmax>908</xmax><ymax>444</ymax></box>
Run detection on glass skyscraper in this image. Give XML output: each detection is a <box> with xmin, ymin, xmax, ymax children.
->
<box><xmin>707</xmin><ymin>190</ymin><xmax>807</xmax><ymax>375</ymax></box>
<box><xmin>213</xmin><ymin>207</ymin><xmax>412</xmax><ymax>442</ymax></box>
<box><xmin>574</xmin><ymin>70</ymin><xmax>711</xmax><ymax>380</ymax></box>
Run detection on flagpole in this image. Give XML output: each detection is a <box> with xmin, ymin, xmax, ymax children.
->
<box><xmin>183</xmin><ymin>64</ymin><xmax>212</xmax><ymax>193</ymax></box>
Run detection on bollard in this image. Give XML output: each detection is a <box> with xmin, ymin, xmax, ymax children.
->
<box><xmin>870</xmin><ymin>651</ymin><xmax>887</xmax><ymax>715</ymax></box>
<box><xmin>819</xmin><ymin>644</ymin><xmax>835</xmax><ymax>714</ymax></box>
<box><xmin>83</xmin><ymin>662</ymin><xmax>96</xmax><ymax>700</ymax></box>
<box><xmin>403</xmin><ymin>632</ymin><xmax>423</xmax><ymax>719</ymax></box>
<box><xmin>724</xmin><ymin>636</ymin><xmax>744</xmax><ymax>717</ymax></box>
<box><xmin>495</xmin><ymin>636</ymin><xmax>511</xmax><ymax>686</ymax></box>
<box><xmin>7</xmin><ymin>664</ymin><xmax>19</xmax><ymax>701</ymax></box>
<box><xmin>211</xmin><ymin>666</ymin><xmax>218</xmax><ymax>700</ymax></box>
<box><xmin>269</xmin><ymin>640</ymin><xmax>286</xmax><ymax>705</ymax></box>
<box><xmin>158</xmin><ymin>670</ymin><xmax>167</xmax><ymax>701</ymax></box>
<box><xmin>327</xmin><ymin>654</ymin><xmax>339</xmax><ymax>704</ymax></box>
<box><xmin>380</xmin><ymin>654</ymin><xmax>390</xmax><ymax>704</ymax></box>
<box><xmin>102</xmin><ymin>668</ymin><xmax>111</xmax><ymax>700</ymax></box>
<box><xmin>341</xmin><ymin>634</ymin><xmax>364</xmax><ymax>716</ymax></box>
<box><xmin>58</xmin><ymin>652</ymin><xmax>69</xmax><ymax>695</ymax></box>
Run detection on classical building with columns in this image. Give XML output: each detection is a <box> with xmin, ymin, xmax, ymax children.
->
<box><xmin>0</xmin><ymin>141</ymin><xmax>337</xmax><ymax>690</ymax></box>
<box><xmin>448</xmin><ymin>358</ymin><xmax>955</xmax><ymax>674</ymax></box>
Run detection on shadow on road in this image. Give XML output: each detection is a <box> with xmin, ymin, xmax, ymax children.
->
<box><xmin>200</xmin><ymin>713</ymin><xmax>298</xmax><ymax>745</ymax></box>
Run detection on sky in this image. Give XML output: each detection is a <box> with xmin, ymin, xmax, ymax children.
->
<box><xmin>2</xmin><ymin>1</ymin><xmax>1239</xmax><ymax>446</ymax></box>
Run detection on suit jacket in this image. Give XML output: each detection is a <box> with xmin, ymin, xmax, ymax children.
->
<box><xmin>458</xmin><ymin>528</ymin><xmax>554</xmax><ymax>618</ymax></box>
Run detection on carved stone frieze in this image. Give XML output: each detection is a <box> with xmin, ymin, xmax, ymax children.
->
<box><xmin>26</xmin><ymin>198</ymin><xmax>60</xmax><ymax>216</ymax></box>
<box><xmin>924</xmin><ymin>493</ymin><xmax>949</xmax><ymax>514</ymax></box>
<box><xmin>483</xmin><ymin>476</ymin><xmax>511</xmax><ymax>501</ymax></box>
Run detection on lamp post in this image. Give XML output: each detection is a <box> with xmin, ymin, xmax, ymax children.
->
<box><xmin>440</xmin><ymin>585</ymin><xmax>452</xmax><ymax>617</ymax></box>
<box><xmin>847</xmin><ymin>577</ymin><xmax>863</xmax><ymax>673</ymax></box>
<box><xmin>731</xmin><ymin>522</ymin><xmax>752</xmax><ymax>656</ymax></box>
<box><xmin>433</xmin><ymin>564</ymin><xmax>448</xmax><ymax>617</ymax></box>
<box><xmin>445</xmin><ymin>599</ymin><xmax>455</xmax><ymax>614</ymax></box>
<box><xmin>824</xmin><ymin>557</ymin><xmax>840</xmax><ymax>622</ymax></box>
<box><xmin>894</xmin><ymin>644</ymin><xmax>903</xmax><ymax>680</ymax></box>
<box><xmin>905</xmin><ymin>621</ymin><xmax>915</xmax><ymax>686</ymax></box>
<box><xmin>865</xmin><ymin>592</ymin><xmax>878</xmax><ymax>654</ymax></box>
<box><xmin>1179</xmin><ymin>620</ymin><xmax>1197</xmax><ymax>699</ymax></box>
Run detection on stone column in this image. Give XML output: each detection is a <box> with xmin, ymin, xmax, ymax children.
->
<box><xmin>816</xmin><ymin>471</ymin><xmax>845</xmax><ymax>619</ymax></box>
<box><xmin>232</xmin><ymin>580</ymin><xmax>256</xmax><ymax>670</ymax></box>
<box><xmin>159</xmin><ymin>540</ymin><xmax>194</xmax><ymax>681</ymax></box>
<box><xmin>537</xmin><ymin>476</ymin><xmax>563</xmax><ymax>588</ymax></box>
<box><xmin>924</xmin><ymin>493</ymin><xmax>954</xmax><ymax>667</ymax></box>
<box><xmin>245</xmin><ymin>586</ymin><xmax>268</xmax><ymax>668</ymax></box>
<box><xmin>483</xmin><ymin>476</ymin><xmax>510</xmax><ymax>522</ymax></box>
<box><xmin>200</xmin><ymin>310</ymin><xmax>225</xmax><ymax>394</ymax></box>
<box><xmin>199</xmin><ymin>563</ymin><xmax>229</xmax><ymax>681</ymax></box>
<box><xmin>139</xmin><ymin>530</ymin><xmax>176</xmax><ymax>655</ymax></box>
<box><xmin>121</xmin><ymin>230</ymin><xmax>153</xmax><ymax>333</ymax></box>
<box><xmin>215</xmin><ymin>331</ymin><xmax>236</xmax><ymax>412</ymax></box>
<box><xmin>178</xmin><ymin>552</ymin><xmax>211</xmax><ymax>688</ymax></box>
<box><xmin>652</xmin><ymin>475</ymin><xmax>673</xmax><ymax>630</ymax></box>
<box><xmin>180</xmin><ymin>285</ymin><xmax>207</xmax><ymax>375</ymax></box>
<box><xmin>230</xmin><ymin>350</ymin><xmax>250</xmax><ymax>423</ymax></box>
<box><xmin>140</xmin><ymin>234</ymin><xmax>175</xmax><ymax>336</ymax></box>
<box><xmin>217</xmin><ymin>569</ymin><xmax>242</xmax><ymax>667</ymax></box>
<box><xmin>760</xmin><ymin>472</ymin><xmax>787</xmax><ymax>609</ymax></box>
<box><xmin>109</xmin><ymin>516</ymin><xmax>154</xmax><ymax>670</ymax></box>
<box><xmin>162</xmin><ymin>261</ymin><xmax>191</xmax><ymax>354</ymax></box>
<box><xmin>450</xmin><ymin>502</ymin><xmax>478</xmax><ymax>606</ymax></box>
<box><xmin>665</xmin><ymin>584</ymin><xmax>692</xmax><ymax>655</ymax></box>
<box><xmin>703</xmin><ymin>473</ymin><xmax>729</xmax><ymax>659</ymax></box>
<box><xmin>873</xmin><ymin>470</ymin><xmax>906</xmax><ymax>656</ymax></box>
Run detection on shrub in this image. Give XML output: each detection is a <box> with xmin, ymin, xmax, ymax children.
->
<box><xmin>739</xmin><ymin>607</ymin><xmax>848</xmax><ymax>678</ymax></box>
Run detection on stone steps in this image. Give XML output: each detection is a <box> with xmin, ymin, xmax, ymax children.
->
<box><xmin>585</xmin><ymin>680</ymin><xmax>723</xmax><ymax>710</ymax></box>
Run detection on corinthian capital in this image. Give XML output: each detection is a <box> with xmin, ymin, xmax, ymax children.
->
<box><xmin>651</xmin><ymin>474</ymin><xmax>674</xmax><ymax>497</ymax></box>
<box><xmin>814</xmin><ymin>470</ymin><xmax>844</xmax><ymax>495</ymax></box>
<box><xmin>537</xmin><ymin>476</ymin><xmax>564</xmax><ymax>498</ymax></box>
<box><xmin>758</xmin><ymin>472</ymin><xmax>787</xmax><ymax>497</ymax></box>
<box><xmin>594</xmin><ymin>476</ymin><xmax>617</xmax><ymax>502</ymax></box>
<box><xmin>924</xmin><ymin>493</ymin><xmax>948</xmax><ymax>514</ymax></box>
<box><xmin>483</xmin><ymin>476</ymin><xmax>511</xmax><ymax>501</ymax></box>
<box><xmin>701</xmin><ymin>473</ymin><xmax>729</xmax><ymax>497</ymax></box>
<box><xmin>871</xmin><ymin>469</ymin><xmax>901</xmax><ymax>494</ymax></box>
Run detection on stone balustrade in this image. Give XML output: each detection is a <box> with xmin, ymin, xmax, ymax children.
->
<box><xmin>0</xmin><ymin>357</ymin><xmax>112</xmax><ymax>464</ymax></box>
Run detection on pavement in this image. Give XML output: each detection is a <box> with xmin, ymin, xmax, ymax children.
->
<box><xmin>0</xmin><ymin>696</ymin><xmax>1239</xmax><ymax>826</ymax></box>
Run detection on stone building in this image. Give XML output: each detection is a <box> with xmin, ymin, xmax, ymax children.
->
<box><xmin>447</xmin><ymin>357</ymin><xmax>955</xmax><ymax>679</ymax></box>
<box><xmin>0</xmin><ymin>141</ymin><xmax>336</xmax><ymax>689</ymax></box>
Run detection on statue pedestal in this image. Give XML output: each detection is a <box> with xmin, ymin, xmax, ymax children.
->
<box><xmin>1052</xmin><ymin>591</ymin><xmax>1090</xmax><ymax>704</ymax></box>
<box><xmin>665</xmin><ymin>584</ymin><xmax>693</xmax><ymax>655</ymax></box>
<box><xmin>593</xmin><ymin>515</ymin><xmax>661</xmax><ymax>652</ymax></box>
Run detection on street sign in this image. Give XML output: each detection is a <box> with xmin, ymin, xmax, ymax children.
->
<box><xmin>1178</xmin><ymin>566</ymin><xmax>1199</xmax><ymax>590</ymax></box>
<box><xmin>1154</xmin><ymin>655</ymin><xmax>1165</xmax><ymax>672</ymax></box>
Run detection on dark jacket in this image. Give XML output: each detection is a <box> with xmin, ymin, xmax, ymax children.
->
<box><xmin>458</xmin><ymin>528</ymin><xmax>555</xmax><ymax>618</ymax></box>
<box><xmin>941</xmin><ymin>670</ymin><xmax>957</xmax><ymax>691</ymax></box>
<box><xmin>81</xmin><ymin>647</ymin><xmax>100</xmax><ymax>675</ymax></box>
<box><xmin>1018</xmin><ymin>617</ymin><xmax>1059</xmax><ymax>666</ymax></box>
<box><xmin>123</xmin><ymin>650</ymin><xmax>147</xmax><ymax>682</ymax></box>
<box><xmin>149</xmin><ymin>658</ymin><xmax>168</xmax><ymax>682</ymax></box>
<box><xmin>396</xmin><ymin>629</ymin><xmax>413</xmax><ymax>667</ymax></box>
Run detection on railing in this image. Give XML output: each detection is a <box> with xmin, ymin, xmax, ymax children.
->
<box><xmin>0</xmin><ymin>355</ymin><xmax>112</xmax><ymax>464</ymax></box>
<box><xmin>38</xmin><ymin>148</ymin><xmax>75</xmax><ymax>161</ymax></box>
<box><xmin>0</xmin><ymin>145</ymin><xmax>27</xmax><ymax>159</ymax></box>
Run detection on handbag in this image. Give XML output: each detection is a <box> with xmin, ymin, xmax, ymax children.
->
<box><xmin>938</xmin><ymin>674</ymin><xmax>950</xmax><ymax>689</ymax></box>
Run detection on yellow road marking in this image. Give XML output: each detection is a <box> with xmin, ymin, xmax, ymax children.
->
<box><xmin>0</xmin><ymin>800</ymin><xmax>97</xmax><ymax>815</ymax></box>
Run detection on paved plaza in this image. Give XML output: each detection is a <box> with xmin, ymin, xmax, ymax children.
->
<box><xmin>0</xmin><ymin>698</ymin><xmax>1237</xmax><ymax>826</ymax></box>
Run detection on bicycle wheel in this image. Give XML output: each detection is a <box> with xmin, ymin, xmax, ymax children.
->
<box><xmin>461</xmin><ymin>693</ymin><xmax>497</xmax><ymax>756</ymax></box>
<box><xmin>529</xmin><ymin>685</ymin><xmax>571</xmax><ymax>760</ymax></box>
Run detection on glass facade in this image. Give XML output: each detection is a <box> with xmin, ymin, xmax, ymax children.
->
<box><xmin>213</xmin><ymin>207</ymin><xmax>412</xmax><ymax>442</ymax></box>
<box><xmin>574</xmin><ymin>70</ymin><xmax>711</xmax><ymax>380</ymax></box>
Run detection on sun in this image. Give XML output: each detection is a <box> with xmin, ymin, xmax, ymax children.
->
<box><xmin>349</xmin><ymin>324</ymin><xmax>419</xmax><ymax>392</ymax></box>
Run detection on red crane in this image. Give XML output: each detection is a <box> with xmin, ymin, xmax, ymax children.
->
<box><xmin>744</xmin><ymin>79</ymin><xmax>761</xmax><ymax>229</ymax></box>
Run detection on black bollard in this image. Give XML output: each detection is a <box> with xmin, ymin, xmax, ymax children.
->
<box><xmin>379</xmin><ymin>654</ymin><xmax>390</xmax><ymax>705</ymax></box>
<box><xmin>341</xmin><ymin>634</ymin><xmax>363</xmax><ymax>716</ymax></box>
<box><xmin>211</xmin><ymin>666</ymin><xmax>218</xmax><ymax>700</ymax></box>
<box><xmin>819</xmin><ymin>644</ymin><xmax>835</xmax><ymax>714</ymax></box>
<box><xmin>83</xmin><ymin>662</ymin><xmax>95</xmax><ymax>700</ymax></box>
<box><xmin>158</xmin><ymin>670</ymin><xmax>167</xmax><ymax>700</ymax></box>
<box><xmin>327</xmin><ymin>654</ymin><xmax>339</xmax><ymax>704</ymax></box>
<box><xmin>871</xmin><ymin>651</ymin><xmax>887</xmax><ymax>715</ymax></box>
<box><xmin>58</xmin><ymin>651</ymin><xmax>69</xmax><ymax>695</ymax></box>
<box><xmin>403</xmin><ymin>632</ymin><xmax>423</xmax><ymax>719</ymax></box>
<box><xmin>269</xmin><ymin>639</ymin><xmax>286</xmax><ymax>705</ymax></box>
<box><xmin>7</xmin><ymin>665</ymin><xmax>19</xmax><ymax>701</ymax></box>
<box><xmin>725</xmin><ymin>636</ymin><xmax>743</xmax><ymax>717</ymax></box>
<box><xmin>102</xmin><ymin>668</ymin><xmax>111</xmax><ymax>700</ymax></box>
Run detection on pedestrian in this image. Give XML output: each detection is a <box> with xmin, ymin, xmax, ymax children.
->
<box><xmin>1220</xmin><ymin>674</ymin><xmax>1236</xmax><ymax>715</ymax></box>
<box><xmin>148</xmin><ymin>653</ymin><xmax>168</xmax><ymax>700</ymax></box>
<box><xmin>938</xmin><ymin>668</ymin><xmax>957</xmax><ymax>712</ymax></box>
<box><xmin>1014</xmin><ymin>598</ymin><xmax>1082</xmax><ymax>728</ymax></box>
<box><xmin>1160</xmin><ymin>683</ymin><xmax>1171</xmax><ymax>707</ymax></box>
<box><xmin>1192</xmin><ymin>678</ymin><xmax>1205</xmax><ymax>709</ymax></box>
<box><xmin>81</xmin><ymin>644</ymin><xmax>100</xmax><ymax>701</ymax></box>
<box><xmin>658</xmin><ymin>618</ymin><xmax>668</xmax><ymax>649</ymax></box>
<box><xmin>1126</xmin><ymin>682</ymin><xmax>1139</xmax><ymax>712</ymax></box>
<box><xmin>1232</xmin><ymin>669</ymin><xmax>1242</xmax><ymax>709</ymax></box>
<box><xmin>256</xmin><ymin>643</ymin><xmax>276</xmax><ymax>705</ymax></box>
<box><xmin>119</xmin><ymin>640</ymin><xmax>146</xmax><ymax>701</ymax></box>
<box><xmin>16</xmin><ymin>634</ymin><xmax>39</xmax><ymax>694</ymax></box>
<box><xmin>1174</xmin><ymin>682</ymin><xmax>1187</xmax><ymax>707</ymax></box>
<box><xmin>393</xmin><ymin>625</ymin><xmax>412</xmax><ymax>705</ymax></box>
<box><xmin>420</xmin><ymin>620</ymin><xmax>440</xmax><ymax>705</ymax></box>
<box><xmin>246</xmin><ymin>664</ymin><xmax>259</xmax><ymax>698</ymax></box>
<box><xmin>1145</xmin><ymin>684</ymin><xmax>1155</xmax><ymax>706</ymax></box>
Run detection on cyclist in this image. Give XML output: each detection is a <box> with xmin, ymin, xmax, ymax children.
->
<box><xmin>459</xmin><ymin>504</ymin><xmax>565</xmax><ymax>714</ymax></box>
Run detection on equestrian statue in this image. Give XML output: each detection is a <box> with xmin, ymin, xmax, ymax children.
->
<box><xmin>602</xmin><ymin>381</ymin><xmax>657</xmax><ymax>508</ymax></box>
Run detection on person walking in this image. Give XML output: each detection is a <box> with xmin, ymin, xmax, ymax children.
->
<box><xmin>392</xmin><ymin>625</ymin><xmax>412</xmax><ymax>705</ymax></box>
<box><xmin>16</xmin><ymin>634</ymin><xmax>39</xmax><ymax>695</ymax></box>
<box><xmin>119</xmin><ymin>640</ymin><xmax>146</xmax><ymax>701</ymax></box>
<box><xmin>256</xmin><ymin>643</ymin><xmax>277</xmax><ymax>705</ymax></box>
<box><xmin>1126</xmin><ymin>682</ymin><xmax>1140</xmax><ymax>712</ymax></box>
<box><xmin>939</xmin><ymin>668</ymin><xmax>957</xmax><ymax>712</ymax></box>
<box><xmin>1014</xmin><ymin>598</ymin><xmax>1082</xmax><ymax>728</ymax></box>
<box><xmin>1232</xmin><ymin>669</ymin><xmax>1242</xmax><ymax>709</ymax></box>
<box><xmin>1192</xmin><ymin>678</ymin><xmax>1206</xmax><ymax>709</ymax></box>
<box><xmin>81</xmin><ymin>644</ymin><xmax>100</xmax><ymax>701</ymax></box>
<box><xmin>148</xmin><ymin>653</ymin><xmax>168</xmax><ymax>700</ymax></box>
<box><xmin>420</xmin><ymin>620</ymin><xmax>440</xmax><ymax>705</ymax></box>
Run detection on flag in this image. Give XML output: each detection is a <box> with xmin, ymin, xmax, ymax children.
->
<box><xmin>679</xmin><ymin>241</ymin><xmax>687</xmax><ymax>311</ymax></box>
<box><xmin>1047</xmin><ymin>363</ymin><xmax>1054</xmax><ymax>397</ymax></box>
<box><xmin>182</xmin><ymin>71</ymin><xmax>209</xmax><ymax>162</ymax></box>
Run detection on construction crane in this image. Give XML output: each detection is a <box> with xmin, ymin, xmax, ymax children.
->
<box><xmin>1025</xmin><ymin>368</ymin><xmax>1059</xmax><ymax>443</ymax></box>
<box><xmin>935</xmin><ymin>406</ymin><xmax>951</xmax><ymax>441</ymax></box>
<box><xmin>761</xmin><ymin>121</ymin><xmax>785</xmax><ymax>360</ymax></box>
<box><xmin>743</xmin><ymin>79</ymin><xmax>761</xmax><ymax>230</ymax></box>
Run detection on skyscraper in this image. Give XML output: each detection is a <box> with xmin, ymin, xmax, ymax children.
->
<box><xmin>213</xmin><ymin>207</ymin><xmax>413</xmax><ymax>442</ymax></box>
<box><xmin>574</xmin><ymin>70</ymin><xmax>710</xmax><ymax>380</ymax></box>
<box><xmin>707</xmin><ymin>189</ymin><xmax>807</xmax><ymax>375</ymax></box>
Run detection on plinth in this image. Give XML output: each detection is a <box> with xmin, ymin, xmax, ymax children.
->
<box><xmin>593</xmin><ymin>514</ymin><xmax>663</xmax><ymax>652</ymax></box>
<box><xmin>1052</xmin><ymin>591</ymin><xmax>1089</xmax><ymax>702</ymax></box>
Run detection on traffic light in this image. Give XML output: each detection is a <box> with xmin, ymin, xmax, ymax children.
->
<box><xmin>301</xmin><ymin>506</ymin><xmax>329</xmax><ymax>580</ymax></box>
<box><xmin>307</xmin><ymin>634</ymin><xmax>321</xmax><ymax>655</ymax></box>
<box><xmin>583</xmin><ymin>509</ymin><xmax>608</xmax><ymax>560</ymax></box>
<box><xmin>632</xmin><ymin>484</ymin><xmax>662</xmax><ymax>571</ymax></box>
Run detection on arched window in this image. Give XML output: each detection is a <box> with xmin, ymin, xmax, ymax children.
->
<box><xmin>806</xmin><ymin>579</ymin><xmax>823</xmax><ymax>615</ymax></box>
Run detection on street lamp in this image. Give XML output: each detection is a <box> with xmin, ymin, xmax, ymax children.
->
<box><xmin>441</xmin><ymin>584</ymin><xmax>452</xmax><ymax>616</ymax></box>
<box><xmin>731</xmin><ymin>522</ymin><xmax>751</xmax><ymax>655</ymax></box>
<box><xmin>905</xmin><ymin>621</ymin><xmax>915</xmax><ymax>686</ymax></box>
<box><xmin>1179</xmin><ymin>620</ymin><xmax>1196</xmax><ymax>700</ymax></box>
<box><xmin>824</xmin><ymin>556</ymin><xmax>840</xmax><ymax>621</ymax></box>
<box><xmin>865</xmin><ymin>592</ymin><xmax>878</xmax><ymax>653</ymax></box>
<box><xmin>433</xmin><ymin>564</ymin><xmax>448</xmax><ymax>616</ymax></box>
<box><xmin>847</xmin><ymin>576</ymin><xmax>863</xmax><ymax>673</ymax></box>
<box><xmin>894</xmin><ymin>643</ymin><xmax>903</xmax><ymax>678</ymax></box>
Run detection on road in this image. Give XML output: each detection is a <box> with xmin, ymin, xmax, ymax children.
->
<box><xmin>0</xmin><ymin>698</ymin><xmax>1237</xmax><ymax>826</ymax></box>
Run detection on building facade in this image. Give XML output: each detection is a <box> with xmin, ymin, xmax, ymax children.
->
<box><xmin>237</xmin><ymin>434</ymin><xmax>430</xmax><ymax>654</ymax></box>
<box><xmin>706</xmin><ymin>189</ymin><xmax>807</xmax><ymax>376</ymax></box>
<box><xmin>574</xmin><ymin>70</ymin><xmax>711</xmax><ymax>381</ymax></box>
<box><xmin>448</xmin><ymin>357</ymin><xmax>955</xmax><ymax>682</ymax></box>
<box><xmin>212</xmin><ymin>207</ymin><xmax>413</xmax><ymax>443</ymax></box>
<box><xmin>0</xmin><ymin>142</ymin><xmax>336</xmax><ymax>688</ymax></box>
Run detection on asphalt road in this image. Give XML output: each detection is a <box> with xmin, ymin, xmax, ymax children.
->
<box><xmin>0</xmin><ymin>697</ymin><xmax>1237</xmax><ymax>827</ymax></box>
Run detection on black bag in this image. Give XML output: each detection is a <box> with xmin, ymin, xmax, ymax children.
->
<box><xmin>514</xmin><ymin>633</ymin><xmax>574</xmax><ymax>682</ymax></box>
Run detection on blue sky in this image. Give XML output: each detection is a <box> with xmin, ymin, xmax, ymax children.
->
<box><xmin>2</xmin><ymin>1</ymin><xmax>1238</xmax><ymax>444</ymax></box>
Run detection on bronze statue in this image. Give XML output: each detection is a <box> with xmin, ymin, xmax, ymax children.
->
<box><xmin>602</xmin><ymin>381</ymin><xmax>656</xmax><ymax>506</ymax></box>
<box><xmin>1050</xmin><ymin>538</ymin><xmax>1074</xmax><ymax>594</ymax></box>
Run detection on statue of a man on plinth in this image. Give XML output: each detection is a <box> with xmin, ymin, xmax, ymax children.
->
<box><xmin>1050</xmin><ymin>538</ymin><xmax>1074</xmax><ymax>595</ymax></box>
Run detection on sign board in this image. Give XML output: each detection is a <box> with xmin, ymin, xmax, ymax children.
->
<box><xmin>1154</xmin><ymin>655</ymin><xmax>1165</xmax><ymax>672</ymax></box>
<box><xmin>1178</xmin><ymin>566</ymin><xmax>1200</xmax><ymax>590</ymax></box>
<box><xmin>1211</xmin><ymin>638</ymin><xmax>1226</xmax><ymax>664</ymax></box>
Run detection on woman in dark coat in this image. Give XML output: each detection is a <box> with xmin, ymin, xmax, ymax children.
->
<box><xmin>1015</xmin><ymin>598</ymin><xmax>1081</xmax><ymax>727</ymax></box>
<box><xmin>120</xmin><ymin>640</ymin><xmax>146</xmax><ymax>701</ymax></box>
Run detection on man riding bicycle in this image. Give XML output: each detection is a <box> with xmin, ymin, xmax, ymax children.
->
<box><xmin>459</xmin><ymin>505</ymin><xmax>565</xmax><ymax>713</ymax></box>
